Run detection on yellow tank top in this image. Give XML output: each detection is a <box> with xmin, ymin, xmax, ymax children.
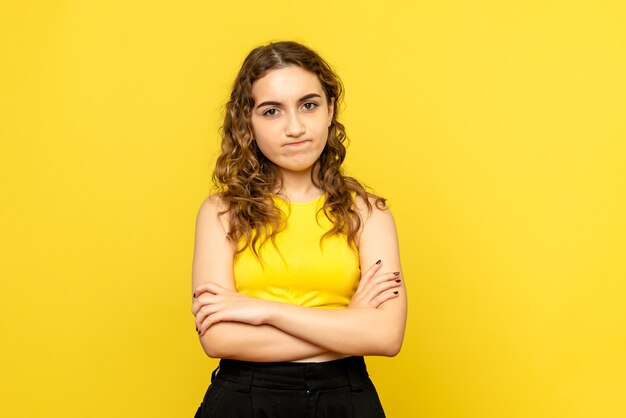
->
<box><xmin>233</xmin><ymin>194</ymin><xmax>360</xmax><ymax>309</ymax></box>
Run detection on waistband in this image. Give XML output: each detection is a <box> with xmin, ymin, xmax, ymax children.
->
<box><xmin>213</xmin><ymin>356</ymin><xmax>369</xmax><ymax>393</ymax></box>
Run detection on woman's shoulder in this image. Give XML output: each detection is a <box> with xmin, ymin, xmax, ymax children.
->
<box><xmin>198</xmin><ymin>193</ymin><xmax>227</xmax><ymax>214</ymax></box>
<box><xmin>351</xmin><ymin>192</ymin><xmax>394</xmax><ymax>247</ymax></box>
<box><xmin>197</xmin><ymin>193</ymin><xmax>230</xmax><ymax>232</ymax></box>
<box><xmin>352</xmin><ymin>192</ymin><xmax>391</xmax><ymax>219</ymax></box>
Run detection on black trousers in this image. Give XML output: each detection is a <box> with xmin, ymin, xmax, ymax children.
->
<box><xmin>194</xmin><ymin>356</ymin><xmax>386</xmax><ymax>418</ymax></box>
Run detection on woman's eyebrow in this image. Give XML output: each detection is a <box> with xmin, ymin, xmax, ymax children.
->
<box><xmin>255</xmin><ymin>93</ymin><xmax>322</xmax><ymax>109</ymax></box>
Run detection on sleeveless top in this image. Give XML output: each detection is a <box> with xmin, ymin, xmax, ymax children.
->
<box><xmin>233</xmin><ymin>194</ymin><xmax>361</xmax><ymax>309</ymax></box>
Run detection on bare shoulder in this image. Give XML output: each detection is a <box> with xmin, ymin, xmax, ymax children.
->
<box><xmin>197</xmin><ymin>193</ymin><xmax>230</xmax><ymax>233</ymax></box>
<box><xmin>353</xmin><ymin>193</ymin><xmax>397</xmax><ymax>249</ymax></box>
<box><xmin>353</xmin><ymin>194</ymin><xmax>395</xmax><ymax>225</ymax></box>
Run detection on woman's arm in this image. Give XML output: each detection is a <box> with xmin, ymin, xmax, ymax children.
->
<box><xmin>195</xmin><ymin>197</ymin><xmax>408</xmax><ymax>357</ymax></box>
<box><xmin>192</xmin><ymin>195</ymin><xmax>329</xmax><ymax>361</ymax></box>
<box><xmin>199</xmin><ymin>323</ymin><xmax>329</xmax><ymax>361</ymax></box>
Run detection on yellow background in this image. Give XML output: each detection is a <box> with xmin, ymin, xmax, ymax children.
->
<box><xmin>1</xmin><ymin>1</ymin><xmax>625</xmax><ymax>417</ymax></box>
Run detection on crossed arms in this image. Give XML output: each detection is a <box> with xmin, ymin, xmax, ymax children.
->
<box><xmin>190</xmin><ymin>194</ymin><xmax>407</xmax><ymax>362</ymax></box>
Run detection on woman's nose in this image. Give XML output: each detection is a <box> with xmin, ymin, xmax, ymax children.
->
<box><xmin>285</xmin><ymin>111</ymin><xmax>305</xmax><ymax>137</ymax></box>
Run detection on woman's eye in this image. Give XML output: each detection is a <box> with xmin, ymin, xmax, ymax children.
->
<box><xmin>263</xmin><ymin>108</ymin><xmax>278</xmax><ymax>117</ymax></box>
<box><xmin>303</xmin><ymin>102</ymin><xmax>318</xmax><ymax>110</ymax></box>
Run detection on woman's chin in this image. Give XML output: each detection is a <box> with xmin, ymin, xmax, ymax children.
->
<box><xmin>274</xmin><ymin>159</ymin><xmax>318</xmax><ymax>174</ymax></box>
<box><xmin>277</xmin><ymin>165</ymin><xmax>315</xmax><ymax>175</ymax></box>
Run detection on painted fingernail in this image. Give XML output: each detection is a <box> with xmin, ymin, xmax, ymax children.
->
<box><xmin>394</xmin><ymin>291</ymin><xmax>399</xmax><ymax>294</ymax></box>
<box><xmin>395</xmin><ymin>279</ymin><xmax>401</xmax><ymax>283</ymax></box>
<box><xmin>376</xmin><ymin>260</ymin><xmax>382</xmax><ymax>265</ymax></box>
<box><xmin>193</xmin><ymin>292</ymin><xmax>196</xmax><ymax>298</ymax></box>
<box><xmin>393</xmin><ymin>272</ymin><xmax>400</xmax><ymax>276</ymax></box>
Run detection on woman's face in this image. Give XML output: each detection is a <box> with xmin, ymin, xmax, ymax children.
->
<box><xmin>250</xmin><ymin>65</ymin><xmax>334</xmax><ymax>174</ymax></box>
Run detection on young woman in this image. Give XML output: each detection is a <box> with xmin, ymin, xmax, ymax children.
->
<box><xmin>191</xmin><ymin>40</ymin><xmax>407</xmax><ymax>417</ymax></box>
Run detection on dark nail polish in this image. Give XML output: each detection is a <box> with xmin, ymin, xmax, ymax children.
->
<box><xmin>193</xmin><ymin>292</ymin><xmax>196</xmax><ymax>298</ymax></box>
<box><xmin>393</xmin><ymin>272</ymin><xmax>400</xmax><ymax>276</ymax></box>
<box><xmin>394</xmin><ymin>291</ymin><xmax>399</xmax><ymax>294</ymax></box>
<box><xmin>395</xmin><ymin>279</ymin><xmax>401</xmax><ymax>283</ymax></box>
<box><xmin>376</xmin><ymin>259</ymin><xmax>381</xmax><ymax>265</ymax></box>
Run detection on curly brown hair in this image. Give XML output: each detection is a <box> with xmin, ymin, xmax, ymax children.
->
<box><xmin>212</xmin><ymin>40</ymin><xmax>386</xmax><ymax>256</ymax></box>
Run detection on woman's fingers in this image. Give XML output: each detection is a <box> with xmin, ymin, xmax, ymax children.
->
<box><xmin>194</xmin><ymin>303</ymin><xmax>220</xmax><ymax>329</ymax></box>
<box><xmin>371</xmin><ymin>290</ymin><xmax>400</xmax><ymax>307</ymax></box>
<box><xmin>193</xmin><ymin>286</ymin><xmax>266</xmax><ymax>334</ymax></box>
<box><xmin>199</xmin><ymin>311</ymin><xmax>227</xmax><ymax>336</ymax></box>
<box><xmin>349</xmin><ymin>270</ymin><xmax>402</xmax><ymax>309</ymax></box>
<box><xmin>191</xmin><ymin>293</ymin><xmax>218</xmax><ymax>315</ymax></box>
<box><xmin>362</xmin><ymin>271</ymin><xmax>401</xmax><ymax>294</ymax></box>
<box><xmin>191</xmin><ymin>282</ymin><xmax>229</xmax><ymax>317</ymax></box>
<box><xmin>364</xmin><ymin>277</ymin><xmax>401</xmax><ymax>304</ymax></box>
<box><xmin>355</xmin><ymin>259</ymin><xmax>383</xmax><ymax>293</ymax></box>
<box><xmin>192</xmin><ymin>281</ymin><xmax>225</xmax><ymax>299</ymax></box>
<box><xmin>358</xmin><ymin>272</ymin><xmax>401</xmax><ymax>308</ymax></box>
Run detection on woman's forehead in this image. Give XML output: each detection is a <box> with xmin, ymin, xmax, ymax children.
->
<box><xmin>252</xmin><ymin>66</ymin><xmax>324</xmax><ymax>101</ymax></box>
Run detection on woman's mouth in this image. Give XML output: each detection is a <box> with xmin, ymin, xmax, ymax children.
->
<box><xmin>284</xmin><ymin>140</ymin><xmax>309</xmax><ymax>147</ymax></box>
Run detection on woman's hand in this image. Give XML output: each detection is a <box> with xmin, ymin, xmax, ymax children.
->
<box><xmin>192</xmin><ymin>282</ymin><xmax>270</xmax><ymax>336</ymax></box>
<box><xmin>348</xmin><ymin>260</ymin><xmax>401</xmax><ymax>309</ymax></box>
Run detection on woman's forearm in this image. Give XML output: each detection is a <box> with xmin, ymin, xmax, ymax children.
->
<box><xmin>194</xmin><ymin>281</ymin><xmax>407</xmax><ymax>357</ymax></box>
<box><xmin>198</xmin><ymin>322</ymin><xmax>329</xmax><ymax>362</ymax></box>
<box><xmin>261</xmin><ymin>300</ymin><xmax>406</xmax><ymax>357</ymax></box>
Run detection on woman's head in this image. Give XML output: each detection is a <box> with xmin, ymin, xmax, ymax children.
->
<box><xmin>213</xmin><ymin>41</ymin><xmax>384</xmax><ymax>255</ymax></box>
<box><xmin>215</xmin><ymin>41</ymin><xmax>347</xmax><ymax>189</ymax></box>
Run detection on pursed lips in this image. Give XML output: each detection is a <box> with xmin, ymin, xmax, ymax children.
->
<box><xmin>283</xmin><ymin>140</ymin><xmax>310</xmax><ymax>146</ymax></box>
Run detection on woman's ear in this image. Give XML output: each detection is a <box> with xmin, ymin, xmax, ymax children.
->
<box><xmin>328</xmin><ymin>97</ymin><xmax>335</xmax><ymax>127</ymax></box>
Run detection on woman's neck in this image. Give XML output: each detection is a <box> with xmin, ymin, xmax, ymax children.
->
<box><xmin>275</xmin><ymin>167</ymin><xmax>323</xmax><ymax>203</ymax></box>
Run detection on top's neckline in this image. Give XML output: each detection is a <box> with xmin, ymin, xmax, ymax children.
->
<box><xmin>272</xmin><ymin>193</ymin><xmax>325</xmax><ymax>206</ymax></box>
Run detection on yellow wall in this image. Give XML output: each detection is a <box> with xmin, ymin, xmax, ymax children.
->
<box><xmin>2</xmin><ymin>1</ymin><xmax>625</xmax><ymax>417</ymax></box>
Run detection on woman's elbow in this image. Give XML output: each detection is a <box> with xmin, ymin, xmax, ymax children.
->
<box><xmin>383</xmin><ymin>339</ymin><xmax>403</xmax><ymax>357</ymax></box>
<box><xmin>200</xmin><ymin>338</ymin><xmax>222</xmax><ymax>359</ymax></box>
<box><xmin>202</xmin><ymin>341</ymin><xmax>241</xmax><ymax>359</ymax></box>
<box><xmin>199</xmin><ymin>330</ymin><xmax>234</xmax><ymax>359</ymax></box>
<box><xmin>373</xmin><ymin>328</ymin><xmax>404</xmax><ymax>357</ymax></box>
<box><xmin>374</xmin><ymin>337</ymin><xmax>403</xmax><ymax>357</ymax></box>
